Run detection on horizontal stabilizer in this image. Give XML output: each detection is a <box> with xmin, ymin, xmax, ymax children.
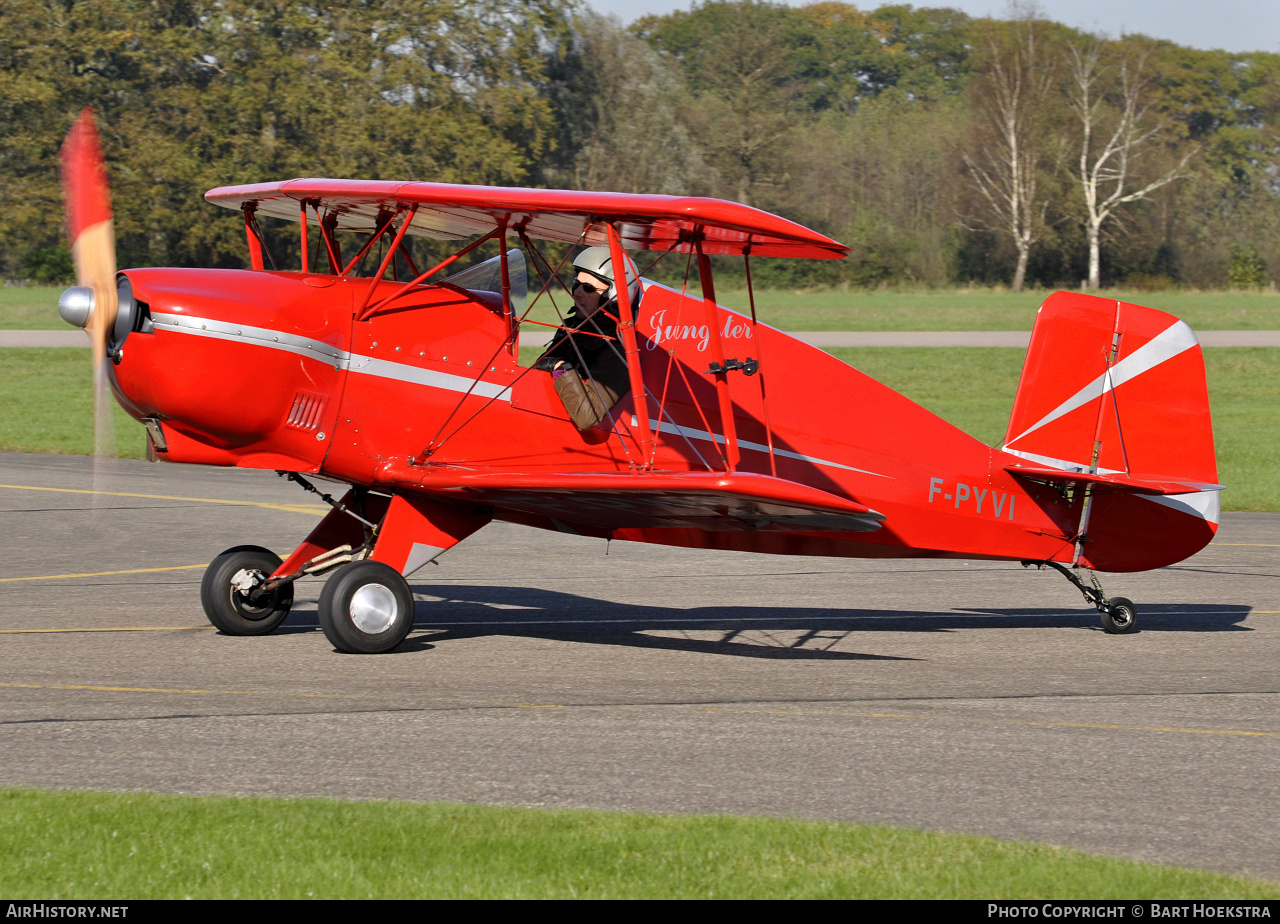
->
<box><xmin>389</xmin><ymin>468</ymin><xmax>885</xmax><ymax>533</ymax></box>
<box><xmin>1005</xmin><ymin>464</ymin><xmax>1222</xmax><ymax>496</ymax></box>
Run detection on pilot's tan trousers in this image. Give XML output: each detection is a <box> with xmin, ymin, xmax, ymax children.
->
<box><xmin>553</xmin><ymin>367</ymin><xmax>627</xmax><ymax>431</ymax></box>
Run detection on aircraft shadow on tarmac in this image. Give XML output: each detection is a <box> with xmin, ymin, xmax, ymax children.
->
<box><xmin>273</xmin><ymin>584</ymin><xmax>1255</xmax><ymax>658</ymax></box>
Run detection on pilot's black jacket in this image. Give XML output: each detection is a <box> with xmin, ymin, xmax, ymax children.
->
<box><xmin>532</xmin><ymin>298</ymin><xmax>626</xmax><ymax>378</ymax></box>
<box><xmin>532</xmin><ymin>295</ymin><xmax>636</xmax><ymax>429</ymax></box>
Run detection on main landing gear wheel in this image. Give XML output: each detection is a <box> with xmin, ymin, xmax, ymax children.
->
<box><xmin>1101</xmin><ymin>596</ymin><xmax>1138</xmax><ymax>634</ymax></box>
<box><xmin>317</xmin><ymin>560</ymin><xmax>415</xmax><ymax>654</ymax></box>
<box><xmin>200</xmin><ymin>545</ymin><xmax>293</xmax><ymax>636</ymax></box>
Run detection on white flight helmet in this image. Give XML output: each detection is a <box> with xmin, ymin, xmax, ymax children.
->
<box><xmin>572</xmin><ymin>246</ymin><xmax>640</xmax><ymax>305</ymax></box>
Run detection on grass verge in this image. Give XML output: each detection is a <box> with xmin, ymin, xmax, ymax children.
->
<box><xmin>712</xmin><ymin>287</ymin><xmax>1280</xmax><ymax>332</ymax></box>
<box><xmin>6</xmin><ymin>284</ymin><xmax>1280</xmax><ymax>331</ymax></box>
<box><xmin>0</xmin><ymin>349</ymin><xmax>146</xmax><ymax>460</ymax></box>
<box><xmin>1</xmin><ymin>788</ymin><xmax>1275</xmax><ymax>899</ymax></box>
<box><xmin>4</xmin><ymin>347</ymin><xmax>1275</xmax><ymax>511</ymax></box>
<box><xmin>0</xmin><ymin>286</ymin><xmax>62</xmax><ymax>329</ymax></box>
<box><xmin>517</xmin><ymin>286</ymin><xmax>1277</xmax><ymax>331</ymax></box>
<box><xmin>827</xmin><ymin>348</ymin><xmax>1280</xmax><ymax>512</ymax></box>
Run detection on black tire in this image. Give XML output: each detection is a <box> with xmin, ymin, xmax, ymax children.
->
<box><xmin>200</xmin><ymin>546</ymin><xmax>293</xmax><ymax>636</ymax></box>
<box><xmin>317</xmin><ymin>560</ymin><xmax>415</xmax><ymax>654</ymax></box>
<box><xmin>1101</xmin><ymin>596</ymin><xmax>1138</xmax><ymax>634</ymax></box>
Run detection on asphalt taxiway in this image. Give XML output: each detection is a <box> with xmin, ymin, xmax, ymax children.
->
<box><xmin>1</xmin><ymin>451</ymin><xmax>1277</xmax><ymax>880</ymax></box>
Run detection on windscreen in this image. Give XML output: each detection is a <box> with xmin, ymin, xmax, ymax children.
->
<box><xmin>441</xmin><ymin>249</ymin><xmax>527</xmax><ymax>316</ymax></box>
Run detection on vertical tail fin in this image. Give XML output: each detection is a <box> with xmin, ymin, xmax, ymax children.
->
<box><xmin>1003</xmin><ymin>291</ymin><xmax>1219</xmax><ymax>571</ymax></box>
<box><xmin>1004</xmin><ymin>291</ymin><xmax>1217</xmax><ymax>486</ymax></box>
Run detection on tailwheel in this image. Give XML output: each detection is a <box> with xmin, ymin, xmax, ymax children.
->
<box><xmin>1023</xmin><ymin>560</ymin><xmax>1139</xmax><ymax>635</ymax></box>
<box><xmin>317</xmin><ymin>560</ymin><xmax>415</xmax><ymax>654</ymax></box>
<box><xmin>1101</xmin><ymin>596</ymin><xmax>1138</xmax><ymax>635</ymax></box>
<box><xmin>200</xmin><ymin>545</ymin><xmax>293</xmax><ymax>636</ymax></box>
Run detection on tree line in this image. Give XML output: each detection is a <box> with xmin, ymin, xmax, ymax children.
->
<box><xmin>3</xmin><ymin>0</ymin><xmax>1278</xmax><ymax>291</ymax></box>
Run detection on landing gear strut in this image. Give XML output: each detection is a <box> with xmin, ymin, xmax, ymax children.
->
<box><xmin>200</xmin><ymin>474</ymin><xmax>383</xmax><ymax>637</ymax></box>
<box><xmin>1023</xmin><ymin>560</ymin><xmax>1138</xmax><ymax>634</ymax></box>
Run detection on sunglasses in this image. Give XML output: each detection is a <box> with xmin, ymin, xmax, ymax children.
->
<box><xmin>573</xmin><ymin>278</ymin><xmax>607</xmax><ymax>294</ymax></box>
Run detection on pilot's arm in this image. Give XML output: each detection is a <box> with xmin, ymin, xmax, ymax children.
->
<box><xmin>532</xmin><ymin>323</ymin><xmax>579</xmax><ymax>374</ymax></box>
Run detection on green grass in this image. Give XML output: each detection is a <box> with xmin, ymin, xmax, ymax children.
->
<box><xmin>7</xmin><ymin>284</ymin><xmax>1280</xmax><ymax>331</ymax></box>
<box><xmin>829</xmin><ymin>347</ymin><xmax>1280</xmax><ymax>512</ymax></box>
<box><xmin>710</xmin><ymin>288</ymin><xmax>1280</xmax><ymax>332</ymax></box>
<box><xmin>0</xmin><ymin>789</ymin><xmax>1274</xmax><ymax>899</ymax></box>
<box><xmin>0</xmin><ymin>286</ymin><xmax>62</xmax><ymax>329</ymax></box>
<box><xmin>519</xmin><ymin>286</ymin><xmax>1280</xmax><ymax>331</ymax></box>
<box><xmin>4</xmin><ymin>347</ymin><xmax>1275</xmax><ymax>510</ymax></box>
<box><xmin>1202</xmin><ymin>350</ymin><xmax>1280</xmax><ymax>513</ymax></box>
<box><xmin>0</xmin><ymin>349</ymin><xmax>146</xmax><ymax>459</ymax></box>
<box><xmin>830</xmin><ymin>347</ymin><xmax>1026</xmax><ymax>447</ymax></box>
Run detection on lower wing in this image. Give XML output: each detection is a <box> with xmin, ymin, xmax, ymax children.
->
<box><xmin>386</xmin><ymin>468</ymin><xmax>886</xmax><ymax>533</ymax></box>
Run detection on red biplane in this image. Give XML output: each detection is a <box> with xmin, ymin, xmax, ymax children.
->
<box><xmin>57</xmin><ymin>110</ymin><xmax>1219</xmax><ymax>652</ymax></box>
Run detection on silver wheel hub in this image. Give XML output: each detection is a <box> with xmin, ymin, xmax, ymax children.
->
<box><xmin>350</xmin><ymin>583</ymin><xmax>398</xmax><ymax>634</ymax></box>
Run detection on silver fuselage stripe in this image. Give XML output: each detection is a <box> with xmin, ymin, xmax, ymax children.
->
<box><xmin>646</xmin><ymin>418</ymin><xmax>888</xmax><ymax>478</ymax></box>
<box><xmin>151</xmin><ymin>312</ymin><xmax>879</xmax><ymax>474</ymax></box>
<box><xmin>151</xmin><ymin>312</ymin><xmax>511</xmax><ymax>401</ymax></box>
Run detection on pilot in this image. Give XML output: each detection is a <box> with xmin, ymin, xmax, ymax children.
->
<box><xmin>533</xmin><ymin>246</ymin><xmax>639</xmax><ymax>431</ymax></box>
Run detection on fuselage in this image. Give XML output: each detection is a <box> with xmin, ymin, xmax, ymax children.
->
<box><xmin>110</xmin><ymin>267</ymin><xmax>1216</xmax><ymax>572</ymax></box>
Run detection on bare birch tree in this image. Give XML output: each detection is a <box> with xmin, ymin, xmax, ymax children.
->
<box><xmin>1068</xmin><ymin>42</ymin><xmax>1196</xmax><ymax>289</ymax></box>
<box><xmin>962</xmin><ymin>12</ymin><xmax>1057</xmax><ymax>292</ymax></box>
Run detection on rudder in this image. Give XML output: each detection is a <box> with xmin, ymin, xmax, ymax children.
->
<box><xmin>1003</xmin><ymin>291</ymin><xmax>1219</xmax><ymax>571</ymax></box>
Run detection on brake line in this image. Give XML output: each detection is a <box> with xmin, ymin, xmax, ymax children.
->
<box><xmin>277</xmin><ymin>472</ymin><xmax>378</xmax><ymax>531</ymax></box>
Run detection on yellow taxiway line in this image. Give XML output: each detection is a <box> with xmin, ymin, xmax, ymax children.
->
<box><xmin>0</xmin><ymin>483</ymin><xmax>325</xmax><ymax>516</ymax></box>
<box><xmin>0</xmin><ymin>564</ymin><xmax>208</xmax><ymax>583</ymax></box>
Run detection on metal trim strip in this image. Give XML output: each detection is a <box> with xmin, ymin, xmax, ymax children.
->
<box><xmin>152</xmin><ymin>312</ymin><xmax>511</xmax><ymax>402</ymax></box>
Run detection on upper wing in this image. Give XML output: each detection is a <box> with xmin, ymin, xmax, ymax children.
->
<box><xmin>204</xmin><ymin>178</ymin><xmax>848</xmax><ymax>259</ymax></box>
<box><xmin>388</xmin><ymin>469</ymin><xmax>885</xmax><ymax>533</ymax></box>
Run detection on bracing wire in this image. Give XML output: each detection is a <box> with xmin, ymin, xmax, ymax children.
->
<box><xmin>421</xmin><ymin>229</ymin><xmax>589</xmax><ymax>457</ymax></box>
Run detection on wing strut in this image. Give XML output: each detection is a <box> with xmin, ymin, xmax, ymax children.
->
<box><xmin>696</xmin><ymin>236</ymin><xmax>740</xmax><ymax>471</ymax></box>
<box><xmin>743</xmin><ymin>250</ymin><xmax>777</xmax><ymax>477</ymax></box>
<box><xmin>299</xmin><ymin>201</ymin><xmax>309</xmax><ymax>271</ymax></box>
<box><xmin>606</xmin><ymin>222</ymin><xmax>654</xmax><ymax>465</ymax></box>
<box><xmin>355</xmin><ymin>205</ymin><xmax>417</xmax><ymax>314</ymax></box>
<box><xmin>243</xmin><ymin>204</ymin><xmax>264</xmax><ymax>270</ymax></box>
<box><xmin>320</xmin><ymin>211</ymin><xmax>342</xmax><ymax>274</ymax></box>
<box><xmin>358</xmin><ymin>227</ymin><xmax>500</xmax><ymax>321</ymax></box>
<box><xmin>499</xmin><ymin>224</ymin><xmax>516</xmax><ymax>357</ymax></box>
